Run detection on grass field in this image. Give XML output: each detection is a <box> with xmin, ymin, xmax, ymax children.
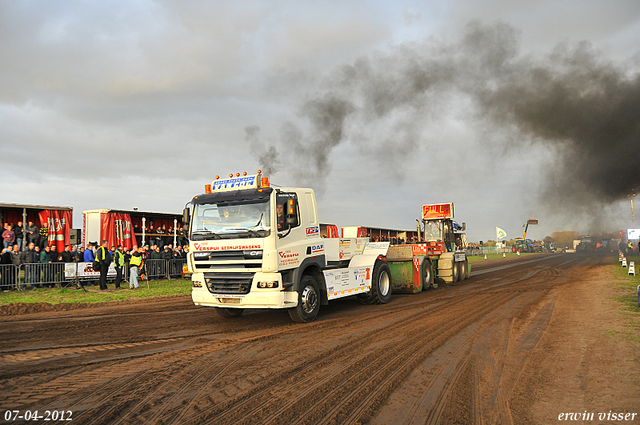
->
<box><xmin>611</xmin><ymin>254</ymin><xmax>640</xmax><ymax>313</ymax></box>
<box><xmin>0</xmin><ymin>278</ymin><xmax>192</xmax><ymax>305</ymax></box>
<box><xmin>608</xmin><ymin>253</ymin><xmax>640</xmax><ymax>345</ymax></box>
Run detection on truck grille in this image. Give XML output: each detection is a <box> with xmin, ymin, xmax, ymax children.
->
<box><xmin>205</xmin><ymin>272</ymin><xmax>254</xmax><ymax>295</ymax></box>
<box><xmin>194</xmin><ymin>250</ymin><xmax>262</xmax><ymax>271</ymax></box>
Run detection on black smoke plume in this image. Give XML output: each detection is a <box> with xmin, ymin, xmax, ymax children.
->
<box><xmin>249</xmin><ymin>21</ymin><xmax>640</xmax><ymax>211</ymax></box>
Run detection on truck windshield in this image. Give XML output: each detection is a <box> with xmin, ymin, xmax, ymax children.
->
<box><xmin>191</xmin><ymin>199</ymin><xmax>271</xmax><ymax>240</ymax></box>
<box><xmin>424</xmin><ymin>221</ymin><xmax>443</xmax><ymax>241</ymax></box>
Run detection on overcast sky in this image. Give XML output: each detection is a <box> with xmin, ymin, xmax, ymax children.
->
<box><xmin>1</xmin><ymin>0</ymin><xmax>639</xmax><ymax>242</ymax></box>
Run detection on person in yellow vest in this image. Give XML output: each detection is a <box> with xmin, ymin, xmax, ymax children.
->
<box><xmin>129</xmin><ymin>245</ymin><xmax>143</xmax><ymax>289</ymax></box>
<box><xmin>113</xmin><ymin>244</ymin><xmax>125</xmax><ymax>290</ymax></box>
<box><xmin>96</xmin><ymin>240</ymin><xmax>112</xmax><ymax>291</ymax></box>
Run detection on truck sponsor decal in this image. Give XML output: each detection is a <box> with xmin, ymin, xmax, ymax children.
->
<box><xmin>192</xmin><ymin>242</ymin><xmax>262</xmax><ymax>251</ymax></box>
<box><xmin>278</xmin><ymin>250</ymin><xmax>300</xmax><ymax>267</ymax></box>
<box><xmin>353</xmin><ymin>267</ymin><xmax>370</xmax><ymax>285</ymax></box>
<box><xmin>211</xmin><ymin>175</ymin><xmax>257</xmax><ymax>192</ymax></box>
<box><xmin>306</xmin><ymin>226</ymin><xmax>319</xmax><ymax>237</ymax></box>
<box><xmin>311</xmin><ymin>244</ymin><xmax>324</xmax><ymax>254</ymax></box>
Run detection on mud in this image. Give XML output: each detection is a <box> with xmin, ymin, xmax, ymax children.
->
<box><xmin>0</xmin><ymin>253</ymin><xmax>638</xmax><ymax>424</ymax></box>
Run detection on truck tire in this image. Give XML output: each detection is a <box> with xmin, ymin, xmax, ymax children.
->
<box><xmin>215</xmin><ymin>308</ymin><xmax>244</xmax><ymax>318</ymax></box>
<box><xmin>371</xmin><ymin>260</ymin><xmax>392</xmax><ymax>304</ymax></box>
<box><xmin>421</xmin><ymin>259</ymin><xmax>433</xmax><ymax>290</ymax></box>
<box><xmin>458</xmin><ymin>260</ymin><xmax>466</xmax><ymax>281</ymax></box>
<box><xmin>452</xmin><ymin>260</ymin><xmax>459</xmax><ymax>282</ymax></box>
<box><xmin>357</xmin><ymin>260</ymin><xmax>392</xmax><ymax>304</ymax></box>
<box><xmin>288</xmin><ymin>275</ymin><xmax>320</xmax><ymax>323</ymax></box>
<box><xmin>438</xmin><ymin>254</ymin><xmax>454</xmax><ymax>283</ymax></box>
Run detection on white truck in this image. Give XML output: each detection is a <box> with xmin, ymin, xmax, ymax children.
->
<box><xmin>184</xmin><ymin>172</ymin><xmax>392</xmax><ymax>323</ymax></box>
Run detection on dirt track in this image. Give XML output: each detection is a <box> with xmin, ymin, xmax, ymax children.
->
<box><xmin>1</xmin><ymin>253</ymin><xmax>639</xmax><ymax>424</ymax></box>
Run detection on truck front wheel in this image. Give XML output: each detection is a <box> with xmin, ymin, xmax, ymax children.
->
<box><xmin>288</xmin><ymin>275</ymin><xmax>320</xmax><ymax>323</ymax></box>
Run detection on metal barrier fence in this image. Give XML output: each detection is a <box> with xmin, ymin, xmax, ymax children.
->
<box><xmin>466</xmin><ymin>247</ymin><xmax>512</xmax><ymax>256</ymax></box>
<box><xmin>0</xmin><ymin>264</ymin><xmax>20</xmax><ymax>291</ymax></box>
<box><xmin>145</xmin><ymin>259</ymin><xmax>185</xmax><ymax>280</ymax></box>
<box><xmin>0</xmin><ymin>259</ymin><xmax>187</xmax><ymax>291</ymax></box>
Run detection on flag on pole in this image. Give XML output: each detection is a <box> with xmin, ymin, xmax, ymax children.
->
<box><xmin>496</xmin><ymin>226</ymin><xmax>507</xmax><ymax>240</ymax></box>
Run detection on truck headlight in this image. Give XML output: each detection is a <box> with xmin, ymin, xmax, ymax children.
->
<box><xmin>257</xmin><ymin>281</ymin><xmax>279</xmax><ymax>288</ymax></box>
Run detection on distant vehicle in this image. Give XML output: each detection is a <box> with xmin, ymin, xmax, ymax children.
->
<box><xmin>576</xmin><ymin>235</ymin><xmax>595</xmax><ymax>252</ymax></box>
<box><xmin>513</xmin><ymin>238</ymin><xmax>534</xmax><ymax>253</ymax></box>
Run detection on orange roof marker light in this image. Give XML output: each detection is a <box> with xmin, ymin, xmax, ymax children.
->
<box><xmin>261</xmin><ymin>176</ymin><xmax>270</xmax><ymax>188</ymax></box>
<box><xmin>204</xmin><ymin>184</ymin><xmax>212</xmax><ymax>194</ymax></box>
<box><xmin>215</xmin><ymin>175</ymin><xmax>220</xmax><ymax>180</ymax></box>
<box><xmin>229</xmin><ymin>173</ymin><xmax>233</xmax><ymax>178</ymax></box>
<box><xmin>243</xmin><ymin>172</ymin><xmax>247</xmax><ymax>176</ymax></box>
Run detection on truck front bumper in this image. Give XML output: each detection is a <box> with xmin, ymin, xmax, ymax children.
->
<box><xmin>191</xmin><ymin>272</ymin><xmax>298</xmax><ymax>309</ymax></box>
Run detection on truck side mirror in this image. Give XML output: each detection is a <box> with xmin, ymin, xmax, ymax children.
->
<box><xmin>286</xmin><ymin>198</ymin><xmax>299</xmax><ymax>227</ymax></box>
<box><xmin>183</xmin><ymin>208</ymin><xmax>190</xmax><ymax>231</ymax></box>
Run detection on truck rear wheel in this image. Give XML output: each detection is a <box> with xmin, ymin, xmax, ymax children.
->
<box><xmin>215</xmin><ymin>308</ymin><xmax>244</xmax><ymax>318</ymax></box>
<box><xmin>452</xmin><ymin>260</ymin><xmax>459</xmax><ymax>282</ymax></box>
<box><xmin>458</xmin><ymin>260</ymin><xmax>466</xmax><ymax>281</ymax></box>
<box><xmin>288</xmin><ymin>275</ymin><xmax>320</xmax><ymax>323</ymax></box>
<box><xmin>421</xmin><ymin>259</ymin><xmax>433</xmax><ymax>290</ymax></box>
<box><xmin>371</xmin><ymin>260</ymin><xmax>392</xmax><ymax>304</ymax></box>
<box><xmin>357</xmin><ymin>260</ymin><xmax>392</xmax><ymax>304</ymax></box>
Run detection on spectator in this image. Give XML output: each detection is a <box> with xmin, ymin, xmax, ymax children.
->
<box><xmin>162</xmin><ymin>245</ymin><xmax>173</xmax><ymax>261</ymax></box>
<box><xmin>129</xmin><ymin>246</ymin><xmax>142</xmax><ymax>289</ymax></box>
<box><xmin>3</xmin><ymin>224</ymin><xmax>15</xmax><ymax>249</ymax></box>
<box><xmin>20</xmin><ymin>242</ymin><xmax>39</xmax><ymax>289</ymax></box>
<box><xmin>14</xmin><ymin>221</ymin><xmax>24</xmax><ymax>251</ymax></box>
<box><xmin>156</xmin><ymin>225</ymin><xmax>165</xmax><ymax>249</ymax></box>
<box><xmin>1</xmin><ymin>245</ymin><xmax>14</xmax><ymax>289</ymax></box>
<box><xmin>39</xmin><ymin>222</ymin><xmax>49</xmax><ymax>250</ymax></box>
<box><xmin>166</xmin><ymin>226</ymin><xmax>173</xmax><ymax>246</ymax></box>
<box><xmin>95</xmin><ymin>240</ymin><xmax>112</xmax><ymax>291</ymax></box>
<box><xmin>10</xmin><ymin>244</ymin><xmax>21</xmax><ymax>268</ymax></box>
<box><xmin>76</xmin><ymin>246</ymin><xmax>85</xmax><ymax>262</ymax></box>
<box><xmin>61</xmin><ymin>245</ymin><xmax>73</xmax><ymax>263</ymax></box>
<box><xmin>40</xmin><ymin>245</ymin><xmax>53</xmax><ymax>286</ymax></box>
<box><xmin>25</xmin><ymin>221</ymin><xmax>38</xmax><ymax>246</ymax></box>
<box><xmin>147</xmin><ymin>245</ymin><xmax>161</xmax><ymax>279</ymax></box>
<box><xmin>50</xmin><ymin>245</ymin><xmax>59</xmax><ymax>263</ymax></box>
<box><xmin>84</xmin><ymin>243</ymin><xmax>95</xmax><ymax>262</ymax></box>
<box><xmin>174</xmin><ymin>245</ymin><xmax>185</xmax><ymax>259</ymax></box>
<box><xmin>148</xmin><ymin>224</ymin><xmax>156</xmax><ymax>247</ymax></box>
<box><xmin>113</xmin><ymin>244</ymin><xmax>125</xmax><ymax>290</ymax></box>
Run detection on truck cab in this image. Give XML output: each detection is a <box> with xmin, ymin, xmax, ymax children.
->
<box><xmin>185</xmin><ymin>173</ymin><xmax>391</xmax><ymax>323</ymax></box>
